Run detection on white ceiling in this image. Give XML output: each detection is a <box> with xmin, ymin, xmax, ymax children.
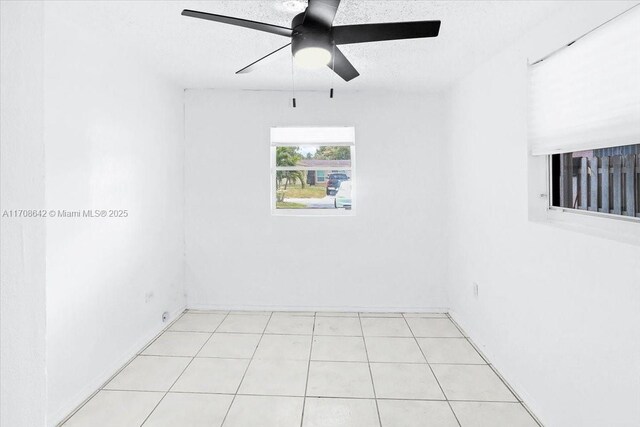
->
<box><xmin>57</xmin><ymin>0</ymin><xmax>569</xmax><ymax>91</ymax></box>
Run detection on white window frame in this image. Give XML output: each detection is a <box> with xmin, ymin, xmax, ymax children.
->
<box><xmin>546</xmin><ymin>153</ymin><xmax>640</xmax><ymax>224</ymax></box>
<box><xmin>527</xmin><ymin>153</ymin><xmax>640</xmax><ymax>246</ymax></box>
<box><xmin>270</xmin><ymin>127</ymin><xmax>356</xmax><ymax>217</ymax></box>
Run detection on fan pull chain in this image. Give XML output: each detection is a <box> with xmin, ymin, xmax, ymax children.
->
<box><xmin>291</xmin><ymin>54</ymin><xmax>297</xmax><ymax>108</ymax></box>
<box><xmin>330</xmin><ymin>43</ymin><xmax>335</xmax><ymax>99</ymax></box>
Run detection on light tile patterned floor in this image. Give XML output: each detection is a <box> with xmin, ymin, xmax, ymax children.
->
<box><xmin>60</xmin><ymin>311</ymin><xmax>541</xmax><ymax>427</ymax></box>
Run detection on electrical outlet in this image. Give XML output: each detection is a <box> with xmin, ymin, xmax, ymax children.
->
<box><xmin>473</xmin><ymin>282</ymin><xmax>479</xmax><ymax>299</ymax></box>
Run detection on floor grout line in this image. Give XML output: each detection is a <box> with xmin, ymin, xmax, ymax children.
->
<box><xmin>402</xmin><ymin>313</ymin><xmax>463</xmax><ymax>427</ymax></box>
<box><xmin>136</xmin><ymin>353</ymin><xmax>486</xmax><ymax>365</ymax></box>
<box><xmin>98</xmin><ymin>387</ymin><xmax>531</xmax><ymax>404</ymax></box>
<box><xmin>358</xmin><ymin>312</ymin><xmax>384</xmax><ymax>427</ymax></box>
<box><xmin>298</xmin><ymin>312</ymin><xmax>317</xmax><ymax>427</ymax></box>
<box><xmin>139</xmin><ymin>311</ymin><xmax>231</xmax><ymax>426</ymax></box>
<box><xmin>153</xmin><ymin>329</ymin><xmax>473</xmax><ymax>339</ymax></box>
<box><xmin>218</xmin><ymin>311</ymin><xmax>274</xmax><ymax>427</ymax></box>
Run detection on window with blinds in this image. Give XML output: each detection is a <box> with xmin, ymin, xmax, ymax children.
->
<box><xmin>528</xmin><ymin>6</ymin><xmax>640</xmax><ymax>220</ymax></box>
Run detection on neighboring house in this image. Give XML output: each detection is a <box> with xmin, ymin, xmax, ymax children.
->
<box><xmin>298</xmin><ymin>159</ymin><xmax>351</xmax><ymax>185</ymax></box>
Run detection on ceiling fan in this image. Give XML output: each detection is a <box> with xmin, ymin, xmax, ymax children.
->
<box><xmin>182</xmin><ymin>0</ymin><xmax>441</xmax><ymax>82</ymax></box>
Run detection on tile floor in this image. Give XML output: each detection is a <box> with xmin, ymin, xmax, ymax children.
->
<box><xmin>60</xmin><ymin>311</ymin><xmax>541</xmax><ymax>427</ymax></box>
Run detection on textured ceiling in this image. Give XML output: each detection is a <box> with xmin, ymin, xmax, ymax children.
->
<box><xmin>52</xmin><ymin>0</ymin><xmax>569</xmax><ymax>91</ymax></box>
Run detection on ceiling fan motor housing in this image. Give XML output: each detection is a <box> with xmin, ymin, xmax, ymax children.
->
<box><xmin>291</xmin><ymin>12</ymin><xmax>333</xmax><ymax>56</ymax></box>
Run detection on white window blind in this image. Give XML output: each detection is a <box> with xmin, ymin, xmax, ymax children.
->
<box><xmin>270</xmin><ymin>127</ymin><xmax>355</xmax><ymax>146</ymax></box>
<box><xmin>528</xmin><ymin>6</ymin><xmax>640</xmax><ymax>156</ymax></box>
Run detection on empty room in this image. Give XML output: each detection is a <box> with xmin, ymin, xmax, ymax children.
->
<box><xmin>1</xmin><ymin>1</ymin><xmax>639</xmax><ymax>426</ymax></box>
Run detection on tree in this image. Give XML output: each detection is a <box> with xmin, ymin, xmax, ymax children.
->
<box><xmin>314</xmin><ymin>146</ymin><xmax>351</xmax><ymax>160</ymax></box>
<box><xmin>275</xmin><ymin>146</ymin><xmax>305</xmax><ymax>190</ymax></box>
<box><xmin>282</xmin><ymin>170</ymin><xmax>305</xmax><ymax>190</ymax></box>
<box><xmin>276</xmin><ymin>146</ymin><xmax>300</xmax><ymax>166</ymax></box>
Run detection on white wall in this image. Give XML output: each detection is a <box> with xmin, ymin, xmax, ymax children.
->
<box><xmin>445</xmin><ymin>2</ymin><xmax>640</xmax><ymax>426</ymax></box>
<box><xmin>43</xmin><ymin>3</ymin><xmax>186</xmax><ymax>424</ymax></box>
<box><xmin>0</xmin><ymin>2</ymin><xmax>47</xmax><ymax>426</ymax></box>
<box><xmin>184</xmin><ymin>90</ymin><xmax>448</xmax><ymax>311</ymax></box>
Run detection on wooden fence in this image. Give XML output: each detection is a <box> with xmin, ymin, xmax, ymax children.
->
<box><xmin>559</xmin><ymin>153</ymin><xmax>640</xmax><ymax>217</ymax></box>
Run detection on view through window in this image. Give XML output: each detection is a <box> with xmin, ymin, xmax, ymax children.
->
<box><xmin>550</xmin><ymin>143</ymin><xmax>639</xmax><ymax>218</ymax></box>
<box><xmin>274</xmin><ymin>144</ymin><xmax>354</xmax><ymax>211</ymax></box>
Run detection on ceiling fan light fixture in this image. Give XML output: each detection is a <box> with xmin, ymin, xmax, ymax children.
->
<box><xmin>294</xmin><ymin>47</ymin><xmax>331</xmax><ymax>69</ymax></box>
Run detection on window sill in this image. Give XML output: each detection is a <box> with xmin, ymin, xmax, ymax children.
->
<box><xmin>549</xmin><ymin>206</ymin><xmax>639</xmax><ymax>223</ymax></box>
<box><xmin>540</xmin><ymin>206</ymin><xmax>640</xmax><ymax>246</ymax></box>
<box><xmin>271</xmin><ymin>208</ymin><xmax>355</xmax><ymax>217</ymax></box>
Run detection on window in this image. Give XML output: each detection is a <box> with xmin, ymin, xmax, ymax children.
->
<box><xmin>271</xmin><ymin>127</ymin><xmax>355</xmax><ymax>215</ymax></box>
<box><xmin>550</xmin><ymin>144</ymin><xmax>639</xmax><ymax>218</ymax></box>
<box><xmin>528</xmin><ymin>6</ymin><xmax>640</xmax><ymax>221</ymax></box>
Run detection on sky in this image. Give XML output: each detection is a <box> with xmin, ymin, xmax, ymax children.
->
<box><xmin>297</xmin><ymin>145</ymin><xmax>318</xmax><ymax>157</ymax></box>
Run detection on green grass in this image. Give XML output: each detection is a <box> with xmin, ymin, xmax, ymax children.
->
<box><xmin>276</xmin><ymin>201</ymin><xmax>307</xmax><ymax>209</ymax></box>
<box><xmin>278</xmin><ymin>183</ymin><xmax>326</xmax><ymax>199</ymax></box>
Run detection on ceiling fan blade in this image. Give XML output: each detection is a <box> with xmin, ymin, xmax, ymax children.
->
<box><xmin>332</xmin><ymin>20</ymin><xmax>441</xmax><ymax>45</ymax></box>
<box><xmin>303</xmin><ymin>0</ymin><xmax>341</xmax><ymax>27</ymax></box>
<box><xmin>182</xmin><ymin>9</ymin><xmax>294</xmax><ymax>38</ymax></box>
<box><xmin>329</xmin><ymin>46</ymin><xmax>359</xmax><ymax>82</ymax></box>
<box><xmin>236</xmin><ymin>43</ymin><xmax>291</xmax><ymax>74</ymax></box>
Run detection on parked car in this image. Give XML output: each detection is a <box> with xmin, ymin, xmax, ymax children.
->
<box><xmin>334</xmin><ymin>181</ymin><xmax>352</xmax><ymax>209</ymax></box>
<box><xmin>326</xmin><ymin>173</ymin><xmax>349</xmax><ymax>195</ymax></box>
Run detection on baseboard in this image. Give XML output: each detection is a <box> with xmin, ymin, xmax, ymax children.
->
<box><xmin>186</xmin><ymin>302</ymin><xmax>450</xmax><ymax>313</ymax></box>
<box><xmin>49</xmin><ymin>304</ymin><xmax>187</xmax><ymax>427</ymax></box>
<box><xmin>448</xmin><ymin>310</ymin><xmax>547</xmax><ymax>427</ymax></box>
